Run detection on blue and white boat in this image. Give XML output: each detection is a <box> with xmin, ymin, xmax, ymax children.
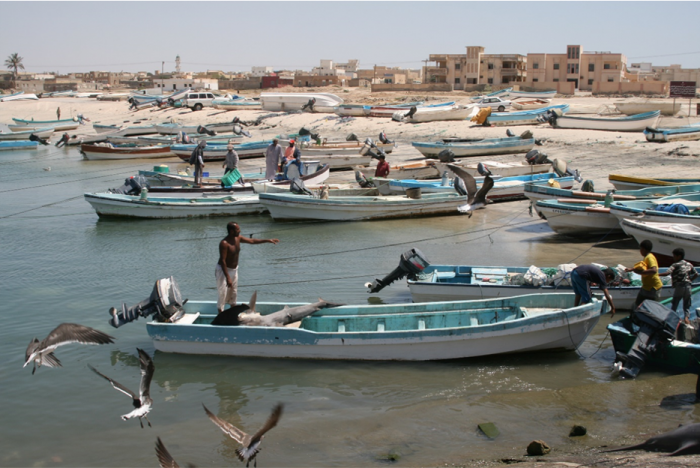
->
<box><xmin>644</xmin><ymin>123</ymin><xmax>700</xmax><ymax>143</ymax></box>
<box><xmin>486</xmin><ymin>104</ymin><xmax>570</xmax><ymax>126</ymax></box>
<box><xmin>212</xmin><ymin>96</ymin><xmax>262</xmax><ymax>110</ymax></box>
<box><xmin>0</xmin><ymin>91</ymin><xmax>38</xmax><ymax>102</ymax></box>
<box><xmin>0</xmin><ymin>140</ymin><xmax>39</xmax><ymax>151</ymax></box>
<box><xmin>378</xmin><ymin>173</ymin><xmax>577</xmax><ymax>202</ymax></box>
<box><xmin>0</xmin><ymin>126</ymin><xmax>54</xmax><ymax>141</ymax></box>
<box><xmin>524</xmin><ymin>182</ymin><xmax>700</xmax><ymax>206</ymax></box>
<box><xmin>507</xmin><ymin>89</ymin><xmax>557</xmax><ymax>100</ymax></box>
<box><xmin>172</xmin><ymin>140</ymin><xmax>272</xmax><ymax>162</ymax></box>
<box><xmin>146</xmin><ymin>293</ymin><xmax>606</xmax><ymax>360</ymax></box>
<box><xmin>470</xmin><ymin>87</ymin><xmax>513</xmax><ymax>102</ymax></box>
<box><xmin>608</xmin><ymin>193</ymin><xmax>700</xmax><ymax>226</ymax></box>
<box><xmin>550</xmin><ymin>110</ymin><xmax>661</xmax><ymax>132</ymax></box>
<box><xmin>10</xmin><ymin>117</ymin><xmax>82</xmax><ymax>131</ymax></box>
<box><xmin>406</xmin><ymin>264</ymin><xmax>685</xmax><ymax>310</ymax></box>
<box><xmin>412</xmin><ymin>136</ymin><xmax>535</xmax><ymax>158</ymax></box>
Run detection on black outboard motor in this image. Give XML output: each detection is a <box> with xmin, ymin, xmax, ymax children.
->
<box><xmin>110</xmin><ymin>175</ymin><xmax>150</xmax><ymax>195</ymax></box>
<box><xmin>360</xmin><ymin>138</ymin><xmax>387</xmax><ymax>160</ymax></box>
<box><xmin>197</xmin><ymin>125</ymin><xmax>216</xmax><ymax>136</ymax></box>
<box><xmin>614</xmin><ymin>300</ymin><xmax>682</xmax><ymax>379</ymax></box>
<box><xmin>290</xmin><ymin>178</ymin><xmax>313</xmax><ymax>196</ymax></box>
<box><xmin>378</xmin><ymin>131</ymin><xmax>392</xmax><ymax>145</ymax></box>
<box><xmin>29</xmin><ymin>133</ymin><xmax>50</xmax><ymax>146</ymax></box>
<box><xmin>346</xmin><ymin>133</ymin><xmax>359</xmax><ymax>142</ymax></box>
<box><xmin>437</xmin><ymin>149</ymin><xmax>455</xmax><ymax>163</ymax></box>
<box><xmin>525</xmin><ymin>149</ymin><xmax>551</xmax><ymax>165</ymax></box>
<box><xmin>299</xmin><ymin>127</ymin><xmax>320</xmax><ymax>141</ymax></box>
<box><xmin>365</xmin><ymin>249</ymin><xmax>430</xmax><ymax>293</ymax></box>
<box><xmin>108</xmin><ymin>276</ymin><xmax>186</xmax><ymax>328</ymax></box>
<box><xmin>537</xmin><ymin>108</ymin><xmax>563</xmax><ymax>125</ymax></box>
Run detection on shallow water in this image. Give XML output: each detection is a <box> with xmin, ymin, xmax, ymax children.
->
<box><xmin>1</xmin><ymin>144</ymin><xmax>697</xmax><ymax>467</ymax></box>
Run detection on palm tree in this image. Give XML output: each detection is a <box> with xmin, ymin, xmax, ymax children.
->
<box><xmin>5</xmin><ymin>53</ymin><xmax>25</xmax><ymax>80</ymax></box>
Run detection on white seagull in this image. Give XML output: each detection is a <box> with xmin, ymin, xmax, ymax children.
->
<box><xmin>447</xmin><ymin>163</ymin><xmax>495</xmax><ymax>218</ymax></box>
<box><xmin>24</xmin><ymin>323</ymin><xmax>115</xmax><ymax>374</ymax></box>
<box><xmin>89</xmin><ymin>348</ymin><xmax>155</xmax><ymax>428</ymax></box>
<box><xmin>203</xmin><ymin>403</ymin><xmax>283</xmax><ymax>467</ymax></box>
<box><xmin>155</xmin><ymin>437</ymin><xmax>195</xmax><ymax>468</ymax></box>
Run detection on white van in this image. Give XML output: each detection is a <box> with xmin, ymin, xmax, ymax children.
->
<box><xmin>183</xmin><ymin>92</ymin><xmax>215</xmax><ymax>111</ymax></box>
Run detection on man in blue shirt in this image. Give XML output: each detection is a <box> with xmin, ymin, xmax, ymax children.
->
<box><xmin>571</xmin><ymin>265</ymin><xmax>617</xmax><ymax>316</ymax></box>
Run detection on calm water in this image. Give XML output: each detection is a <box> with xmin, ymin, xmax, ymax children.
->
<box><xmin>1</xmin><ymin>144</ymin><xmax>697</xmax><ymax>467</ymax></box>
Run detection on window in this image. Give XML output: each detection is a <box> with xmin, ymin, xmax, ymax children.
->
<box><xmin>488</xmin><ymin>63</ymin><xmax>494</xmax><ymax>70</ymax></box>
<box><xmin>604</xmin><ymin>64</ymin><xmax>611</xmax><ymax>70</ymax></box>
<box><xmin>588</xmin><ymin>64</ymin><xmax>595</xmax><ymax>72</ymax></box>
<box><xmin>553</xmin><ymin>63</ymin><xmax>560</xmax><ymax>70</ymax></box>
<box><xmin>533</xmin><ymin>78</ymin><xmax>539</xmax><ymax>82</ymax></box>
<box><xmin>455</xmin><ymin>63</ymin><xmax>461</xmax><ymax>70</ymax></box>
<box><xmin>553</xmin><ymin>78</ymin><xmax>559</xmax><ymax>82</ymax></box>
<box><xmin>487</xmin><ymin>78</ymin><xmax>493</xmax><ymax>84</ymax></box>
<box><xmin>533</xmin><ymin>63</ymin><xmax>539</xmax><ymax>69</ymax></box>
<box><xmin>454</xmin><ymin>77</ymin><xmax>460</xmax><ymax>84</ymax></box>
<box><xmin>588</xmin><ymin>79</ymin><xmax>594</xmax><ymax>85</ymax></box>
<box><xmin>607</xmin><ymin>77</ymin><xmax>614</xmax><ymax>82</ymax></box>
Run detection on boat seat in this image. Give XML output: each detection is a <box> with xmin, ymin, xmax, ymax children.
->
<box><xmin>471</xmin><ymin>268</ymin><xmax>508</xmax><ymax>285</ymax></box>
<box><xmin>434</xmin><ymin>271</ymin><xmax>456</xmax><ymax>281</ymax></box>
<box><xmin>519</xmin><ymin>307</ymin><xmax>528</xmax><ymax>317</ymax></box>
<box><xmin>174</xmin><ymin>312</ymin><xmax>200</xmax><ymax>325</ymax></box>
<box><xmin>455</xmin><ymin>266</ymin><xmax>472</xmax><ymax>276</ymax></box>
<box><xmin>469</xmin><ymin>317</ymin><xmax>479</xmax><ymax>326</ymax></box>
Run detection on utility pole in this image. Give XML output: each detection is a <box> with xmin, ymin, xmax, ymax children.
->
<box><xmin>161</xmin><ymin>61</ymin><xmax>164</xmax><ymax>90</ymax></box>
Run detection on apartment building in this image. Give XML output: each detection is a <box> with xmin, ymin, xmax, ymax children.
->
<box><xmin>424</xmin><ymin>46</ymin><xmax>526</xmax><ymax>90</ymax></box>
<box><xmin>525</xmin><ymin>45</ymin><xmax>626</xmax><ymax>90</ymax></box>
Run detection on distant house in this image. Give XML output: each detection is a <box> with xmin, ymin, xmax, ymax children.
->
<box><xmin>261</xmin><ymin>75</ymin><xmax>293</xmax><ymax>89</ymax></box>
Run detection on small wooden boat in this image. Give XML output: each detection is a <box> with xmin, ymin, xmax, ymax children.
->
<box><xmin>434</xmin><ymin>160</ymin><xmax>552</xmax><ymax>179</ymax></box>
<box><xmin>549</xmin><ymin>111</ymin><xmax>660</xmax><ymax>132</ymax></box>
<box><xmin>535</xmin><ymin>200</ymin><xmax>622</xmax><ymax>236</ymax></box>
<box><xmin>258</xmin><ymin>192</ymin><xmax>470</xmax><ymax>221</ymax></box>
<box><xmin>524</xmin><ymin>183</ymin><xmax>700</xmax><ymax>207</ymax></box>
<box><xmin>608</xmin><ymin>194</ymin><xmax>700</xmax><ymax>227</ymax></box>
<box><xmin>511</xmin><ymin>99</ymin><xmax>551</xmax><ymax>110</ymax></box>
<box><xmin>485</xmin><ymin>104</ymin><xmax>570</xmax><ymax>126</ymax></box>
<box><xmin>0</xmin><ymin>126</ymin><xmax>54</xmax><ymax>141</ymax></box>
<box><xmin>80</xmin><ymin>143</ymin><xmax>173</xmax><ymax>161</ymax></box>
<box><xmin>0</xmin><ymin>140</ymin><xmax>38</xmax><ymax>151</ymax></box>
<box><xmin>84</xmin><ymin>193</ymin><xmax>266</xmax><ymax>218</ymax></box>
<box><xmin>172</xmin><ymin>140</ymin><xmax>271</xmax><ymax>162</ymax></box>
<box><xmin>10</xmin><ymin>117</ymin><xmax>81</xmax><ymax>131</ymax></box>
<box><xmin>146</xmin><ymin>293</ymin><xmax>606</xmax><ymax>360</ymax></box>
<box><xmin>412</xmin><ymin>136</ymin><xmax>535</xmax><ymax>158</ymax></box>
<box><xmin>609</xmin><ymin>174</ymin><xmax>700</xmax><ymax>191</ymax></box>
<box><xmin>620</xmin><ymin>219</ymin><xmax>700</xmax><ymax>266</ymax></box>
<box><xmin>393</xmin><ymin>104</ymin><xmax>476</xmax><ymax>123</ymax></box>
<box><xmin>356</xmin><ymin>160</ymin><xmax>441</xmax><ymax>180</ymax></box>
<box><xmin>379</xmin><ymin>173</ymin><xmax>576</xmax><ymax>202</ymax></box>
<box><xmin>407</xmin><ymin>264</ymin><xmax>684</xmax><ymax>310</ymax></box>
<box><xmin>155</xmin><ymin>121</ymin><xmax>242</xmax><ymax>135</ymax></box>
<box><xmin>615</xmin><ymin>100</ymin><xmax>681</xmax><ymax>116</ymax></box>
<box><xmin>260</xmin><ymin>92</ymin><xmax>343</xmax><ymax>112</ymax></box>
<box><xmin>253</xmin><ymin>181</ymin><xmax>377</xmax><ymax>196</ymax></box>
<box><xmin>644</xmin><ymin>124</ymin><xmax>700</xmax><ymax>143</ymax></box>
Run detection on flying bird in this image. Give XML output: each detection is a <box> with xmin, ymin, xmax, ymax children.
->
<box><xmin>155</xmin><ymin>437</ymin><xmax>196</xmax><ymax>468</ymax></box>
<box><xmin>89</xmin><ymin>348</ymin><xmax>155</xmax><ymax>428</ymax></box>
<box><xmin>447</xmin><ymin>163</ymin><xmax>494</xmax><ymax>218</ymax></box>
<box><xmin>203</xmin><ymin>403</ymin><xmax>283</xmax><ymax>467</ymax></box>
<box><xmin>24</xmin><ymin>323</ymin><xmax>115</xmax><ymax>374</ymax></box>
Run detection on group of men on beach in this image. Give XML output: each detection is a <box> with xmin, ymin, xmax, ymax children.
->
<box><xmin>573</xmin><ymin>240</ymin><xmax>697</xmax><ymax>320</ymax></box>
<box><xmin>265</xmin><ymin>138</ymin><xmax>303</xmax><ymax>181</ymax></box>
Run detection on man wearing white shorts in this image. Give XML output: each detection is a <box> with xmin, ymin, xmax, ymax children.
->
<box><xmin>217</xmin><ymin>222</ymin><xmax>279</xmax><ymax>313</ymax></box>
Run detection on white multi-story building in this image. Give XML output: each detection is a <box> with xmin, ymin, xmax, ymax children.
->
<box><xmin>251</xmin><ymin>66</ymin><xmax>274</xmax><ymax>77</ymax></box>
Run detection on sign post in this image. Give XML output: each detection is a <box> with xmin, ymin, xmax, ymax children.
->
<box><xmin>670</xmin><ymin>81</ymin><xmax>697</xmax><ymax>116</ymax></box>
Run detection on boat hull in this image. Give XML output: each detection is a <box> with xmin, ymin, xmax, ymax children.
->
<box><xmin>0</xmin><ymin>127</ymin><xmax>54</xmax><ymax>141</ymax></box>
<box><xmin>620</xmin><ymin>219</ymin><xmax>700</xmax><ymax>266</ymax></box>
<box><xmin>80</xmin><ymin>145</ymin><xmax>173</xmax><ymax>160</ymax></box>
<box><xmin>609</xmin><ymin>174</ymin><xmax>700</xmax><ymax>191</ymax></box>
<box><xmin>536</xmin><ymin>202</ymin><xmax>621</xmax><ymax>236</ymax></box>
<box><xmin>551</xmin><ymin>111</ymin><xmax>660</xmax><ymax>132</ymax></box>
<box><xmin>413</xmin><ymin>137</ymin><xmax>535</xmax><ymax>158</ymax></box>
<box><xmin>616</xmin><ymin>101</ymin><xmax>681</xmax><ymax>116</ymax></box>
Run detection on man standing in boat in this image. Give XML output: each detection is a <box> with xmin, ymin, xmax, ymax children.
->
<box><xmin>265</xmin><ymin>138</ymin><xmax>284</xmax><ymax>181</ymax></box>
<box><xmin>217</xmin><ymin>222</ymin><xmax>279</xmax><ymax>313</ymax></box>
<box><xmin>190</xmin><ymin>140</ymin><xmax>206</xmax><ymax>187</ymax></box>
<box><xmin>571</xmin><ymin>265</ymin><xmax>617</xmax><ymax>316</ymax></box>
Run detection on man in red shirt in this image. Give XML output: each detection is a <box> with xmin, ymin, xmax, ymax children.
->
<box><xmin>375</xmin><ymin>154</ymin><xmax>390</xmax><ymax>178</ymax></box>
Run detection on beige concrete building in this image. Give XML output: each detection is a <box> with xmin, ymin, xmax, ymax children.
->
<box><xmin>525</xmin><ymin>45</ymin><xmax>626</xmax><ymax>91</ymax></box>
<box><xmin>424</xmin><ymin>46</ymin><xmax>526</xmax><ymax>90</ymax></box>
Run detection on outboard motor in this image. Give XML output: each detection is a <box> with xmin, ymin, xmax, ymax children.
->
<box><xmin>232</xmin><ymin>124</ymin><xmax>251</xmax><ymax>138</ymax></box>
<box><xmin>108</xmin><ymin>276</ymin><xmax>186</xmax><ymax>328</ymax></box>
<box><xmin>29</xmin><ymin>133</ymin><xmax>49</xmax><ymax>146</ymax></box>
<box><xmin>525</xmin><ymin>149</ymin><xmax>551</xmax><ymax>165</ymax></box>
<box><xmin>537</xmin><ymin>108</ymin><xmax>563</xmax><ymax>125</ymax></box>
<box><xmin>110</xmin><ymin>175</ymin><xmax>150</xmax><ymax>195</ymax></box>
<box><xmin>477</xmin><ymin>162</ymin><xmax>492</xmax><ymax>176</ymax></box>
<box><xmin>378</xmin><ymin>131</ymin><xmax>392</xmax><ymax>145</ymax></box>
<box><xmin>346</xmin><ymin>133</ymin><xmax>359</xmax><ymax>142</ymax></box>
<box><xmin>437</xmin><ymin>149</ymin><xmax>455</xmax><ymax>163</ymax></box>
<box><xmin>614</xmin><ymin>300</ymin><xmax>682</xmax><ymax>379</ymax></box>
<box><xmin>301</xmin><ymin>98</ymin><xmax>316</xmax><ymax>112</ymax></box>
<box><xmin>197</xmin><ymin>125</ymin><xmax>216</xmax><ymax>136</ymax></box>
<box><xmin>355</xmin><ymin>170</ymin><xmax>375</xmax><ymax>188</ymax></box>
<box><xmin>290</xmin><ymin>178</ymin><xmax>313</xmax><ymax>196</ymax></box>
<box><xmin>360</xmin><ymin>137</ymin><xmax>387</xmax><ymax>160</ymax></box>
<box><xmin>365</xmin><ymin>249</ymin><xmax>430</xmax><ymax>294</ymax></box>
<box><xmin>299</xmin><ymin>127</ymin><xmax>320</xmax><ymax>141</ymax></box>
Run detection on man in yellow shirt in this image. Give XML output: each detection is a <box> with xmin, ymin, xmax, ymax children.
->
<box><xmin>626</xmin><ymin>239</ymin><xmax>663</xmax><ymax>310</ymax></box>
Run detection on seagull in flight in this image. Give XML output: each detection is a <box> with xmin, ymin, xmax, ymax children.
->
<box><xmin>155</xmin><ymin>437</ymin><xmax>196</xmax><ymax>468</ymax></box>
<box><xmin>203</xmin><ymin>403</ymin><xmax>283</xmax><ymax>467</ymax></box>
<box><xmin>447</xmin><ymin>163</ymin><xmax>494</xmax><ymax>218</ymax></box>
<box><xmin>89</xmin><ymin>348</ymin><xmax>155</xmax><ymax>428</ymax></box>
<box><xmin>24</xmin><ymin>323</ymin><xmax>115</xmax><ymax>374</ymax></box>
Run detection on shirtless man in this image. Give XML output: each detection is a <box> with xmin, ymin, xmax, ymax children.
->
<box><xmin>216</xmin><ymin>222</ymin><xmax>279</xmax><ymax>313</ymax></box>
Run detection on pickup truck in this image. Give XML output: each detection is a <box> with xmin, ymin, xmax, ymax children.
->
<box><xmin>473</xmin><ymin>97</ymin><xmax>511</xmax><ymax>112</ymax></box>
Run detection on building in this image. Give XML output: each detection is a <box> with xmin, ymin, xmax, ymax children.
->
<box><xmin>293</xmin><ymin>74</ymin><xmax>342</xmax><ymax>87</ymax></box>
<box><xmin>424</xmin><ymin>46</ymin><xmax>526</xmax><ymax>90</ymax></box>
<box><xmin>525</xmin><ymin>45</ymin><xmax>626</xmax><ymax>91</ymax></box>
<box><xmin>154</xmin><ymin>78</ymin><xmax>219</xmax><ymax>91</ymax></box>
<box><xmin>251</xmin><ymin>66</ymin><xmax>274</xmax><ymax>77</ymax></box>
<box><xmin>261</xmin><ymin>75</ymin><xmax>294</xmax><ymax>89</ymax></box>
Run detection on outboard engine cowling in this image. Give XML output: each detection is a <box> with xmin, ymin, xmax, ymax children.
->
<box><xmin>110</xmin><ymin>175</ymin><xmax>150</xmax><ymax>195</ymax></box>
<box><xmin>614</xmin><ymin>300</ymin><xmax>682</xmax><ymax>379</ymax></box>
<box><xmin>437</xmin><ymin>149</ymin><xmax>455</xmax><ymax>163</ymax></box>
<box><xmin>197</xmin><ymin>125</ymin><xmax>216</xmax><ymax>136</ymax></box>
<box><xmin>378</xmin><ymin>131</ymin><xmax>392</xmax><ymax>145</ymax></box>
<box><xmin>108</xmin><ymin>276</ymin><xmax>186</xmax><ymax>328</ymax></box>
<box><xmin>365</xmin><ymin>249</ymin><xmax>430</xmax><ymax>293</ymax></box>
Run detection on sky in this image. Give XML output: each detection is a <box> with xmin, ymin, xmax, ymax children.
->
<box><xmin>2</xmin><ymin>1</ymin><xmax>700</xmax><ymax>74</ymax></box>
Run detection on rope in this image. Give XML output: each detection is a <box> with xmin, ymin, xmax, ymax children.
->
<box><xmin>0</xmin><ymin>195</ymin><xmax>83</xmax><ymax>219</ymax></box>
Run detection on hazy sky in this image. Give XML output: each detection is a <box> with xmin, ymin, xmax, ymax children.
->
<box><xmin>2</xmin><ymin>1</ymin><xmax>700</xmax><ymax>74</ymax></box>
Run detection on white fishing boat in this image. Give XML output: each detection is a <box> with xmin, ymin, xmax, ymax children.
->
<box><xmin>300</xmin><ymin>139</ymin><xmax>395</xmax><ymax>156</ymax></box>
<box><xmin>393</xmin><ymin>104</ymin><xmax>476</xmax><ymax>123</ymax></box>
<box><xmin>260</xmin><ymin>92</ymin><xmax>343</xmax><ymax>112</ymax></box>
<box><xmin>506</xmin><ymin>90</ymin><xmax>557</xmax><ymax>100</ymax></box>
<box><xmin>644</xmin><ymin>124</ymin><xmax>700</xmax><ymax>143</ymax></box>
<box><xmin>511</xmin><ymin>99</ymin><xmax>551</xmax><ymax>110</ymax></box>
<box><xmin>356</xmin><ymin>160</ymin><xmax>441</xmax><ymax>180</ymax></box>
<box><xmin>412</xmin><ymin>137</ymin><xmax>535</xmax><ymax>158</ymax></box>
<box><xmin>84</xmin><ymin>192</ymin><xmax>265</xmax><ymax>218</ymax></box>
<box><xmin>434</xmin><ymin>160</ymin><xmax>552</xmax><ymax>179</ymax></box>
<box><xmin>0</xmin><ymin>126</ymin><xmax>54</xmax><ymax>141</ymax></box>
<box><xmin>535</xmin><ymin>200</ymin><xmax>622</xmax><ymax>236</ymax></box>
<box><xmin>299</xmin><ymin>153</ymin><xmax>372</xmax><ymax>170</ymax></box>
<box><xmin>93</xmin><ymin>123</ymin><xmax>158</xmax><ymax>136</ymax></box>
<box><xmin>615</xmin><ymin>100</ymin><xmax>681</xmax><ymax>116</ymax></box>
<box><xmin>0</xmin><ymin>92</ymin><xmax>38</xmax><ymax>102</ymax></box>
<box><xmin>80</xmin><ymin>143</ymin><xmax>173</xmax><ymax>161</ymax></box>
<box><xmin>609</xmin><ymin>174</ymin><xmax>700</xmax><ymax>191</ymax></box>
<box><xmin>333</xmin><ymin>104</ymin><xmax>370</xmax><ymax>117</ymax></box>
<box><xmin>549</xmin><ymin>111</ymin><xmax>661</xmax><ymax>132</ymax></box>
<box><xmin>10</xmin><ymin>117</ymin><xmax>81</xmax><ymax>131</ymax></box>
<box><xmin>619</xmin><ymin>219</ymin><xmax>700</xmax><ymax>265</ymax></box>
<box><xmin>608</xmin><ymin>195</ymin><xmax>700</xmax><ymax>226</ymax></box>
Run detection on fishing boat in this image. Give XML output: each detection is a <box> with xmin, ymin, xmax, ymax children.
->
<box><xmin>257</xmin><ymin>191</ymin><xmax>470</xmax><ymax>221</ymax></box>
<box><xmin>609</xmin><ymin>174</ymin><xmax>700</xmax><ymax>191</ymax></box>
<box><xmin>260</xmin><ymin>92</ymin><xmax>343</xmax><ymax>112</ymax></box>
<box><xmin>96</xmin><ymin>93</ymin><xmax>131</xmax><ymax>101</ymax></box>
<box><xmin>393</xmin><ymin>104</ymin><xmax>476</xmax><ymax>123</ymax></box>
<box><xmin>485</xmin><ymin>104</ymin><xmax>570</xmax><ymax>126</ymax></box>
<box><xmin>406</xmin><ymin>264</ymin><xmax>683</xmax><ymax>310</ymax></box>
<box><xmin>300</xmin><ymin>139</ymin><xmax>395</xmax><ymax>156</ymax></box>
<box><xmin>10</xmin><ymin>117</ymin><xmax>81</xmax><ymax>131</ymax></box>
<box><xmin>378</xmin><ymin>173</ymin><xmax>576</xmax><ymax>202</ymax></box>
<box><xmin>80</xmin><ymin>143</ymin><xmax>173</xmax><ymax>161</ymax></box>
<box><xmin>0</xmin><ymin>141</ymin><xmax>38</xmax><ymax>151</ymax></box>
<box><xmin>84</xmin><ymin>192</ymin><xmax>266</xmax><ymax>218</ymax></box>
<box><xmin>620</xmin><ymin>219</ymin><xmax>700</xmax><ymax>266</ymax></box>
<box><xmin>412</xmin><ymin>136</ymin><xmax>535</xmax><ymax>158</ymax></box>
<box><xmin>299</xmin><ymin>153</ymin><xmax>371</xmax><ymax>170</ymax></box>
<box><xmin>146</xmin><ymin>293</ymin><xmax>606</xmax><ymax>360</ymax></box>
<box><xmin>524</xmin><ymin>183</ymin><xmax>700</xmax><ymax>206</ymax></box>
<box><xmin>334</xmin><ymin>104</ymin><xmax>371</xmax><ymax>117</ymax></box>
<box><xmin>93</xmin><ymin>123</ymin><xmax>158</xmax><ymax>136</ymax></box>
<box><xmin>172</xmin><ymin>140</ymin><xmax>272</xmax><ymax>162</ymax></box>
<box><xmin>356</xmin><ymin>160</ymin><xmax>441</xmax><ymax>180</ymax></box>
<box><xmin>253</xmin><ymin>181</ymin><xmax>377</xmax><ymax>196</ymax></box>
<box><xmin>644</xmin><ymin>124</ymin><xmax>700</xmax><ymax>143</ymax></box>
<box><xmin>548</xmin><ymin>110</ymin><xmax>660</xmax><ymax>132</ymax></box>
<box><xmin>155</xmin><ymin>121</ymin><xmax>243</xmax><ymax>135</ymax></box>
<box><xmin>0</xmin><ymin>126</ymin><xmax>54</xmax><ymax>141</ymax></box>
<box><xmin>615</xmin><ymin>100</ymin><xmax>681</xmax><ymax>116</ymax></box>
<box><xmin>470</xmin><ymin>88</ymin><xmax>513</xmax><ymax>102</ymax></box>
<box><xmin>367</xmin><ymin>101</ymin><xmax>425</xmax><ymax>118</ymax></box>
<box><xmin>511</xmin><ymin>99</ymin><xmax>551</xmax><ymax>110</ymax></box>
<box><xmin>212</xmin><ymin>97</ymin><xmax>262</xmax><ymax>110</ymax></box>
<box><xmin>0</xmin><ymin>92</ymin><xmax>38</xmax><ymax>102</ymax></box>
<box><xmin>506</xmin><ymin>90</ymin><xmax>557</xmax><ymax>100</ymax></box>
<box><xmin>608</xmin><ymin>194</ymin><xmax>700</xmax><ymax>227</ymax></box>
<box><xmin>535</xmin><ymin>199</ymin><xmax>622</xmax><ymax>236</ymax></box>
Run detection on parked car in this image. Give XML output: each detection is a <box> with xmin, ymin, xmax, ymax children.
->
<box><xmin>183</xmin><ymin>92</ymin><xmax>216</xmax><ymax>111</ymax></box>
<box><xmin>474</xmin><ymin>97</ymin><xmax>511</xmax><ymax>112</ymax></box>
